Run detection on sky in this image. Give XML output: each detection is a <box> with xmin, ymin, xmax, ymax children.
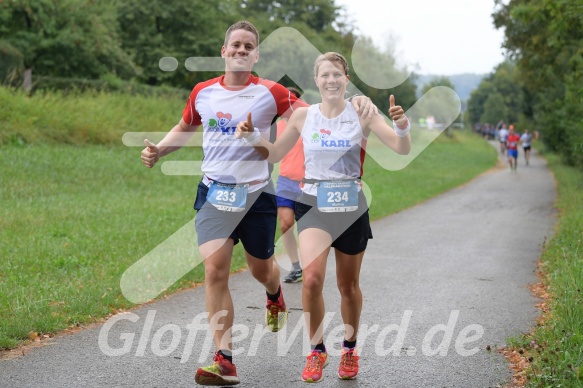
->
<box><xmin>335</xmin><ymin>0</ymin><xmax>507</xmax><ymax>75</ymax></box>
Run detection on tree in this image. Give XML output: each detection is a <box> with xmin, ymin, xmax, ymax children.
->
<box><xmin>480</xmin><ymin>92</ymin><xmax>508</xmax><ymax>125</ymax></box>
<box><xmin>0</xmin><ymin>40</ymin><xmax>23</xmax><ymax>84</ymax></box>
<box><xmin>240</xmin><ymin>0</ymin><xmax>341</xmax><ymax>32</ymax></box>
<box><xmin>0</xmin><ymin>0</ymin><xmax>136</xmax><ymax>81</ymax></box>
<box><xmin>493</xmin><ymin>0</ymin><xmax>583</xmax><ymax>168</ymax></box>
<box><xmin>117</xmin><ymin>0</ymin><xmax>231</xmax><ymax>88</ymax></box>
<box><xmin>465</xmin><ymin>61</ymin><xmax>524</xmax><ymax>127</ymax></box>
<box><xmin>466</xmin><ymin>80</ymin><xmax>496</xmax><ymax>125</ymax></box>
<box><xmin>345</xmin><ymin>36</ymin><xmax>417</xmax><ymax>116</ymax></box>
<box><xmin>421</xmin><ymin>76</ymin><xmax>455</xmax><ymax>95</ymax></box>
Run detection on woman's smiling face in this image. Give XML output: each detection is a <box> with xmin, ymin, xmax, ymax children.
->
<box><xmin>314</xmin><ymin>60</ymin><xmax>349</xmax><ymax>100</ymax></box>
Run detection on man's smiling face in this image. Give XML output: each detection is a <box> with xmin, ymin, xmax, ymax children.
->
<box><xmin>222</xmin><ymin>29</ymin><xmax>259</xmax><ymax>72</ymax></box>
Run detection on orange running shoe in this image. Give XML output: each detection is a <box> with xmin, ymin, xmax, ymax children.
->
<box><xmin>301</xmin><ymin>350</ymin><xmax>328</xmax><ymax>383</ymax></box>
<box><xmin>337</xmin><ymin>347</ymin><xmax>359</xmax><ymax>380</ymax></box>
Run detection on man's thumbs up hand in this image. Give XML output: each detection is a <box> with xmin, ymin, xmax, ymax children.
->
<box><xmin>141</xmin><ymin>139</ymin><xmax>160</xmax><ymax>168</ymax></box>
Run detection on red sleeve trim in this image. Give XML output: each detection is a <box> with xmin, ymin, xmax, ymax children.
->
<box><xmin>258</xmin><ymin>78</ymin><xmax>308</xmax><ymax>118</ymax></box>
<box><xmin>182</xmin><ymin>76</ymin><xmax>222</xmax><ymax>126</ymax></box>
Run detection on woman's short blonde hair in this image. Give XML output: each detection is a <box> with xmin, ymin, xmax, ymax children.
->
<box><xmin>313</xmin><ymin>52</ymin><xmax>349</xmax><ymax>77</ymax></box>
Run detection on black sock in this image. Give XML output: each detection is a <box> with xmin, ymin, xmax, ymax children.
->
<box><xmin>311</xmin><ymin>342</ymin><xmax>326</xmax><ymax>353</ymax></box>
<box><xmin>343</xmin><ymin>339</ymin><xmax>357</xmax><ymax>349</ymax></box>
<box><xmin>266</xmin><ymin>285</ymin><xmax>281</xmax><ymax>302</ymax></box>
<box><xmin>218</xmin><ymin>349</ymin><xmax>233</xmax><ymax>363</ymax></box>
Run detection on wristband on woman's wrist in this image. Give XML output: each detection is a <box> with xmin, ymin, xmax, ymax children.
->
<box><xmin>393</xmin><ymin>119</ymin><xmax>410</xmax><ymax>137</ymax></box>
<box><xmin>244</xmin><ymin>128</ymin><xmax>261</xmax><ymax>145</ymax></box>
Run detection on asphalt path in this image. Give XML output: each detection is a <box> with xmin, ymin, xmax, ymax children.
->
<box><xmin>0</xmin><ymin>142</ymin><xmax>556</xmax><ymax>388</ymax></box>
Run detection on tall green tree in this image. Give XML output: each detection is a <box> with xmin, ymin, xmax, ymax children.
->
<box><xmin>238</xmin><ymin>2</ymin><xmax>415</xmax><ymax>113</ymax></box>
<box><xmin>117</xmin><ymin>0</ymin><xmax>233</xmax><ymax>88</ymax></box>
<box><xmin>0</xmin><ymin>40</ymin><xmax>24</xmax><ymax>83</ymax></box>
<box><xmin>347</xmin><ymin>36</ymin><xmax>417</xmax><ymax>113</ymax></box>
<box><xmin>493</xmin><ymin>0</ymin><xmax>583</xmax><ymax>168</ymax></box>
<box><xmin>0</xmin><ymin>0</ymin><xmax>136</xmax><ymax>80</ymax></box>
<box><xmin>240</xmin><ymin>0</ymin><xmax>341</xmax><ymax>32</ymax></box>
<box><xmin>466</xmin><ymin>79</ymin><xmax>495</xmax><ymax>126</ymax></box>
<box><xmin>466</xmin><ymin>61</ymin><xmax>524</xmax><ymax>126</ymax></box>
<box><xmin>480</xmin><ymin>91</ymin><xmax>508</xmax><ymax>125</ymax></box>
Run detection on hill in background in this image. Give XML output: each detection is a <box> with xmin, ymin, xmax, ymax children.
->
<box><xmin>416</xmin><ymin>73</ymin><xmax>486</xmax><ymax>105</ymax></box>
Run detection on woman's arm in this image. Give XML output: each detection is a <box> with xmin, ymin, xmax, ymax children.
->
<box><xmin>236</xmin><ymin>109</ymin><xmax>306</xmax><ymax>163</ymax></box>
<box><xmin>365</xmin><ymin>95</ymin><xmax>411</xmax><ymax>155</ymax></box>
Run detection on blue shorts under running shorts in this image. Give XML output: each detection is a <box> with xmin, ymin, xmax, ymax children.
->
<box><xmin>193</xmin><ymin>180</ymin><xmax>277</xmax><ymax>260</ymax></box>
<box><xmin>508</xmin><ymin>149</ymin><xmax>518</xmax><ymax>159</ymax></box>
<box><xmin>276</xmin><ymin>175</ymin><xmax>302</xmax><ymax>209</ymax></box>
<box><xmin>294</xmin><ymin>191</ymin><xmax>372</xmax><ymax>255</ymax></box>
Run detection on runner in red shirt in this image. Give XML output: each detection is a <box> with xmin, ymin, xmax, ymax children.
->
<box><xmin>506</xmin><ymin>125</ymin><xmax>520</xmax><ymax>173</ymax></box>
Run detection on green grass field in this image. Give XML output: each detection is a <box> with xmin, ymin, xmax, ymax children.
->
<box><xmin>0</xmin><ymin>131</ymin><xmax>497</xmax><ymax>350</ymax></box>
<box><xmin>0</xmin><ymin>86</ymin><xmax>500</xmax><ymax>349</ymax></box>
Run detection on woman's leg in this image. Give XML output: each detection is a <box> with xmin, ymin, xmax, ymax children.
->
<box><xmin>298</xmin><ymin>228</ymin><xmax>332</xmax><ymax>346</ymax></box>
<box><xmin>335</xmin><ymin>249</ymin><xmax>365</xmax><ymax>342</ymax></box>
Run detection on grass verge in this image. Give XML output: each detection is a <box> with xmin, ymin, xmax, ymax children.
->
<box><xmin>0</xmin><ymin>86</ymin><xmax>184</xmax><ymax>146</ymax></box>
<box><xmin>504</xmin><ymin>148</ymin><xmax>583</xmax><ymax>387</ymax></box>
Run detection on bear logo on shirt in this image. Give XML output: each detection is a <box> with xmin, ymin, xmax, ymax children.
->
<box><xmin>211</xmin><ymin>112</ymin><xmax>235</xmax><ymax>135</ymax></box>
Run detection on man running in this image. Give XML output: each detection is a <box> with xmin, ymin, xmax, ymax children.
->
<box><xmin>507</xmin><ymin>125</ymin><xmax>520</xmax><ymax>173</ymax></box>
<box><xmin>520</xmin><ymin>128</ymin><xmax>532</xmax><ymax>166</ymax></box>
<box><xmin>141</xmin><ymin>20</ymin><xmax>377</xmax><ymax>386</ymax></box>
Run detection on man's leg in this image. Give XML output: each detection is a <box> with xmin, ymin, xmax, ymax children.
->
<box><xmin>279</xmin><ymin>207</ymin><xmax>300</xmax><ymax>266</ymax></box>
<box><xmin>196</xmin><ymin>238</ymin><xmax>240</xmax><ymax>386</ymax></box>
<box><xmin>246</xmin><ymin>252</ymin><xmax>281</xmax><ymax>295</ymax></box>
<box><xmin>239</xmin><ymin>189</ymin><xmax>287</xmax><ymax>332</ymax></box>
<box><xmin>278</xmin><ymin>206</ymin><xmax>302</xmax><ymax>283</ymax></box>
<box><xmin>247</xmin><ymin>253</ymin><xmax>288</xmax><ymax>332</ymax></box>
<box><xmin>199</xmin><ymin>238</ymin><xmax>235</xmax><ymax>352</ymax></box>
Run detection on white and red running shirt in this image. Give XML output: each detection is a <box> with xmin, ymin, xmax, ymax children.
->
<box><xmin>182</xmin><ymin>74</ymin><xmax>305</xmax><ymax>191</ymax></box>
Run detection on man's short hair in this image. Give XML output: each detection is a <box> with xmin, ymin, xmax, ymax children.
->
<box><xmin>224</xmin><ymin>20</ymin><xmax>259</xmax><ymax>47</ymax></box>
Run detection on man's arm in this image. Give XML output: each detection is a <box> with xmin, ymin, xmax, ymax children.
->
<box><xmin>141</xmin><ymin>119</ymin><xmax>199</xmax><ymax>168</ymax></box>
<box><xmin>236</xmin><ymin>110</ymin><xmax>304</xmax><ymax>163</ymax></box>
